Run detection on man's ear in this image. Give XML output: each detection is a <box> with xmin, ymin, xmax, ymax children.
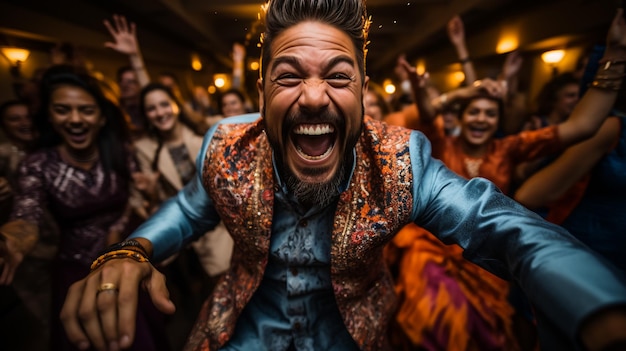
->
<box><xmin>362</xmin><ymin>75</ymin><xmax>370</xmax><ymax>105</ymax></box>
<box><xmin>257</xmin><ymin>78</ymin><xmax>264</xmax><ymax>116</ymax></box>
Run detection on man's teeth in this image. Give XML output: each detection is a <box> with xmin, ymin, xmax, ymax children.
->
<box><xmin>293</xmin><ymin>124</ymin><xmax>334</xmax><ymax>135</ymax></box>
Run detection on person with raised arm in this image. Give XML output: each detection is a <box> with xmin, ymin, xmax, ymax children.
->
<box><xmin>58</xmin><ymin>2</ymin><xmax>626</xmax><ymax>351</ymax></box>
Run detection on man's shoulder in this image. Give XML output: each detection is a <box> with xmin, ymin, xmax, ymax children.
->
<box><xmin>362</xmin><ymin>117</ymin><xmax>421</xmax><ymax>147</ymax></box>
<box><xmin>205</xmin><ymin>113</ymin><xmax>263</xmax><ymax>142</ymax></box>
<box><xmin>212</xmin><ymin>113</ymin><xmax>261</xmax><ymax>129</ymax></box>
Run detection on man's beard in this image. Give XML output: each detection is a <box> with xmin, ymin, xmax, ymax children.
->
<box><xmin>263</xmin><ymin>103</ymin><xmax>363</xmax><ymax>208</ymax></box>
<box><xmin>283</xmin><ymin>155</ymin><xmax>348</xmax><ymax>208</ymax></box>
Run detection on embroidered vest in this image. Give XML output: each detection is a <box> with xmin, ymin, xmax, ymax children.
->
<box><xmin>186</xmin><ymin>117</ymin><xmax>414</xmax><ymax>351</ymax></box>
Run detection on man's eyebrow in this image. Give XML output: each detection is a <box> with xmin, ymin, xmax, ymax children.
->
<box><xmin>270</xmin><ymin>56</ymin><xmax>302</xmax><ymax>73</ymax></box>
<box><xmin>270</xmin><ymin>55</ymin><xmax>356</xmax><ymax>74</ymax></box>
<box><xmin>326</xmin><ymin>55</ymin><xmax>355</xmax><ymax>70</ymax></box>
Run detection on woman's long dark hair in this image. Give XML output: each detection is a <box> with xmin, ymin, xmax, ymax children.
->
<box><xmin>138</xmin><ymin>83</ymin><xmax>202</xmax><ymax>171</ymax></box>
<box><xmin>33</xmin><ymin>64</ymin><xmax>131</xmax><ymax>178</ymax></box>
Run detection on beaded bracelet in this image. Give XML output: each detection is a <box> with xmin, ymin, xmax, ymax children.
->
<box><xmin>589</xmin><ymin>59</ymin><xmax>626</xmax><ymax>91</ymax></box>
<box><xmin>589</xmin><ymin>79</ymin><xmax>622</xmax><ymax>91</ymax></box>
<box><xmin>598</xmin><ymin>58</ymin><xmax>626</xmax><ymax>71</ymax></box>
<box><xmin>90</xmin><ymin>249</ymin><xmax>150</xmax><ymax>271</ymax></box>
<box><xmin>96</xmin><ymin>239</ymin><xmax>149</xmax><ymax>258</ymax></box>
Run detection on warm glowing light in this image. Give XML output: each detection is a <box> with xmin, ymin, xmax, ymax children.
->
<box><xmin>213</xmin><ymin>74</ymin><xmax>229</xmax><ymax>89</ymax></box>
<box><xmin>416</xmin><ymin>59</ymin><xmax>426</xmax><ymax>75</ymax></box>
<box><xmin>250</xmin><ymin>60</ymin><xmax>260</xmax><ymax>71</ymax></box>
<box><xmin>541</xmin><ymin>50</ymin><xmax>565</xmax><ymax>64</ymax></box>
<box><xmin>452</xmin><ymin>71</ymin><xmax>465</xmax><ymax>83</ymax></box>
<box><xmin>496</xmin><ymin>39</ymin><xmax>518</xmax><ymax>54</ymax></box>
<box><xmin>496</xmin><ymin>29</ymin><xmax>519</xmax><ymax>54</ymax></box>
<box><xmin>92</xmin><ymin>71</ymin><xmax>104</xmax><ymax>80</ymax></box>
<box><xmin>1</xmin><ymin>47</ymin><xmax>30</xmax><ymax>65</ymax></box>
<box><xmin>208</xmin><ymin>86</ymin><xmax>217</xmax><ymax>94</ymax></box>
<box><xmin>383</xmin><ymin>79</ymin><xmax>396</xmax><ymax>94</ymax></box>
<box><xmin>191</xmin><ymin>54</ymin><xmax>202</xmax><ymax>71</ymax></box>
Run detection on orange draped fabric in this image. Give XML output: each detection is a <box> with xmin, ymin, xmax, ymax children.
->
<box><xmin>385</xmin><ymin>105</ymin><xmax>562</xmax><ymax>350</ymax></box>
<box><xmin>386</xmin><ymin>225</ymin><xmax>518</xmax><ymax>350</ymax></box>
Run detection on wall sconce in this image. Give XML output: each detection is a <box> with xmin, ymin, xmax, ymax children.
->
<box><xmin>383</xmin><ymin>79</ymin><xmax>396</xmax><ymax>95</ymax></box>
<box><xmin>249</xmin><ymin>60</ymin><xmax>260</xmax><ymax>71</ymax></box>
<box><xmin>213</xmin><ymin>73</ymin><xmax>230</xmax><ymax>89</ymax></box>
<box><xmin>415</xmin><ymin>59</ymin><xmax>426</xmax><ymax>76</ymax></box>
<box><xmin>541</xmin><ymin>49</ymin><xmax>565</xmax><ymax>76</ymax></box>
<box><xmin>191</xmin><ymin>53</ymin><xmax>202</xmax><ymax>71</ymax></box>
<box><xmin>1</xmin><ymin>47</ymin><xmax>30</xmax><ymax>77</ymax></box>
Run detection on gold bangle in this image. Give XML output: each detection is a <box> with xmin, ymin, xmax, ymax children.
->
<box><xmin>589</xmin><ymin>80</ymin><xmax>622</xmax><ymax>91</ymax></box>
<box><xmin>593</xmin><ymin>73</ymin><xmax>626</xmax><ymax>80</ymax></box>
<box><xmin>90</xmin><ymin>249</ymin><xmax>149</xmax><ymax>271</ymax></box>
<box><xmin>599</xmin><ymin>58</ymin><xmax>626</xmax><ymax>70</ymax></box>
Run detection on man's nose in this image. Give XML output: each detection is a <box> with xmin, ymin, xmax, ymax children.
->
<box><xmin>299</xmin><ymin>79</ymin><xmax>330</xmax><ymax>112</ymax></box>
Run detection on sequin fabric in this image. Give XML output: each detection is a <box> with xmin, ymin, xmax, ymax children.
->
<box><xmin>10</xmin><ymin>148</ymin><xmax>131</xmax><ymax>266</ymax></box>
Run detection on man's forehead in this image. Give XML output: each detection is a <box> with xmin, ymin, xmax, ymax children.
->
<box><xmin>269</xmin><ymin>31</ymin><xmax>361</xmax><ymax>77</ymax></box>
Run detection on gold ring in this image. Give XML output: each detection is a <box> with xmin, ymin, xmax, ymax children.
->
<box><xmin>97</xmin><ymin>283</ymin><xmax>119</xmax><ymax>294</ymax></box>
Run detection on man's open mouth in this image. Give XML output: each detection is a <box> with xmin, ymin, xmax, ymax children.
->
<box><xmin>291</xmin><ymin>123</ymin><xmax>336</xmax><ymax>161</ymax></box>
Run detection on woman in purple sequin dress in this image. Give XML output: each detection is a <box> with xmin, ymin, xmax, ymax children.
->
<box><xmin>0</xmin><ymin>65</ymin><xmax>169</xmax><ymax>351</ymax></box>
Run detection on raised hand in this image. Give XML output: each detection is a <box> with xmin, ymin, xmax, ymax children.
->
<box><xmin>501</xmin><ymin>51</ymin><xmax>523</xmax><ymax>81</ymax></box>
<box><xmin>606</xmin><ymin>9</ymin><xmax>626</xmax><ymax>51</ymax></box>
<box><xmin>471</xmin><ymin>78</ymin><xmax>506</xmax><ymax>99</ymax></box>
<box><xmin>447</xmin><ymin>15</ymin><xmax>466</xmax><ymax>48</ymax></box>
<box><xmin>103</xmin><ymin>15</ymin><xmax>140</xmax><ymax>56</ymax></box>
<box><xmin>397</xmin><ymin>55</ymin><xmax>428</xmax><ymax>92</ymax></box>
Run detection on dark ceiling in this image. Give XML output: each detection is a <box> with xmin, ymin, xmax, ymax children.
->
<box><xmin>0</xmin><ymin>0</ymin><xmax>617</xmax><ymax>85</ymax></box>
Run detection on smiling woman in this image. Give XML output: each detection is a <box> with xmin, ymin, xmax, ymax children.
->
<box><xmin>0</xmin><ymin>65</ymin><xmax>170</xmax><ymax>351</ymax></box>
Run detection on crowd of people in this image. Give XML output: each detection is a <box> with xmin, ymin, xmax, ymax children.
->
<box><xmin>1</xmin><ymin>0</ymin><xmax>626</xmax><ymax>350</ymax></box>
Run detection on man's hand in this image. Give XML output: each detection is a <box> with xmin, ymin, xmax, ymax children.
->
<box><xmin>60</xmin><ymin>259</ymin><xmax>175</xmax><ymax>351</ymax></box>
<box><xmin>580</xmin><ymin>307</ymin><xmax>626</xmax><ymax>351</ymax></box>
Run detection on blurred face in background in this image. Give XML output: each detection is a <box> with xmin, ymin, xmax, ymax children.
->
<box><xmin>1</xmin><ymin>103</ymin><xmax>34</xmax><ymax>145</ymax></box>
<box><xmin>143</xmin><ymin>89</ymin><xmax>180</xmax><ymax>133</ymax></box>
<box><xmin>49</xmin><ymin>85</ymin><xmax>104</xmax><ymax>152</ymax></box>
<box><xmin>119</xmin><ymin>70</ymin><xmax>140</xmax><ymax>99</ymax></box>
<box><xmin>159</xmin><ymin>75</ymin><xmax>177</xmax><ymax>90</ymax></box>
<box><xmin>364</xmin><ymin>91</ymin><xmax>384</xmax><ymax>121</ymax></box>
<box><xmin>460</xmin><ymin>97</ymin><xmax>499</xmax><ymax>148</ymax></box>
<box><xmin>221</xmin><ymin>92</ymin><xmax>246</xmax><ymax>117</ymax></box>
<box><xmin>553</xmin><ymin>83</ymin><xmax>580</xmax><ymax>120</ymax></box>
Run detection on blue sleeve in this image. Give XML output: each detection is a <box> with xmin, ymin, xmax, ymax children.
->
<box><xmin>129</xmin><ymin>113</ymin><xmax>261</xmax><ymax>262</ymax></box>
<box><xmin>129</xmin><ymin>124</ymin><xmax>221</xmax><ymax>262</ymax></box>
<box><xmin>408</xmin><ymin>130</ymin><xmax>626</xmax><ymax>347</ymax></box>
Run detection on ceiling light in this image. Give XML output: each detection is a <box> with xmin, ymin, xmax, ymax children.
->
<box><xmin>1</xmin><ymin>47</ymin><xmax>30</xmax><ymax>66</ymax></box>
<box><xmin>541</xmin><ymin>50</ymin><xmax>565</xmax><ymax>64</ymax></box>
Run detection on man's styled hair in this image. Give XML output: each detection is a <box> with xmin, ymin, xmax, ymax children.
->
<box><xmin>260</xmin><ymin>0</ymin><xmax>370</xmax><ymax>84</ymax></box>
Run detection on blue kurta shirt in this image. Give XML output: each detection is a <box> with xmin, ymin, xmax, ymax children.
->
<box><xmin>221</xmin><ymin>178</ymin><xmax>359</xmax><ymax>350</ymax></box>
<box><xmin>131</xmin><ymin>114</ymin><xmax>626</xmax><ymax>351</ymax></box>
